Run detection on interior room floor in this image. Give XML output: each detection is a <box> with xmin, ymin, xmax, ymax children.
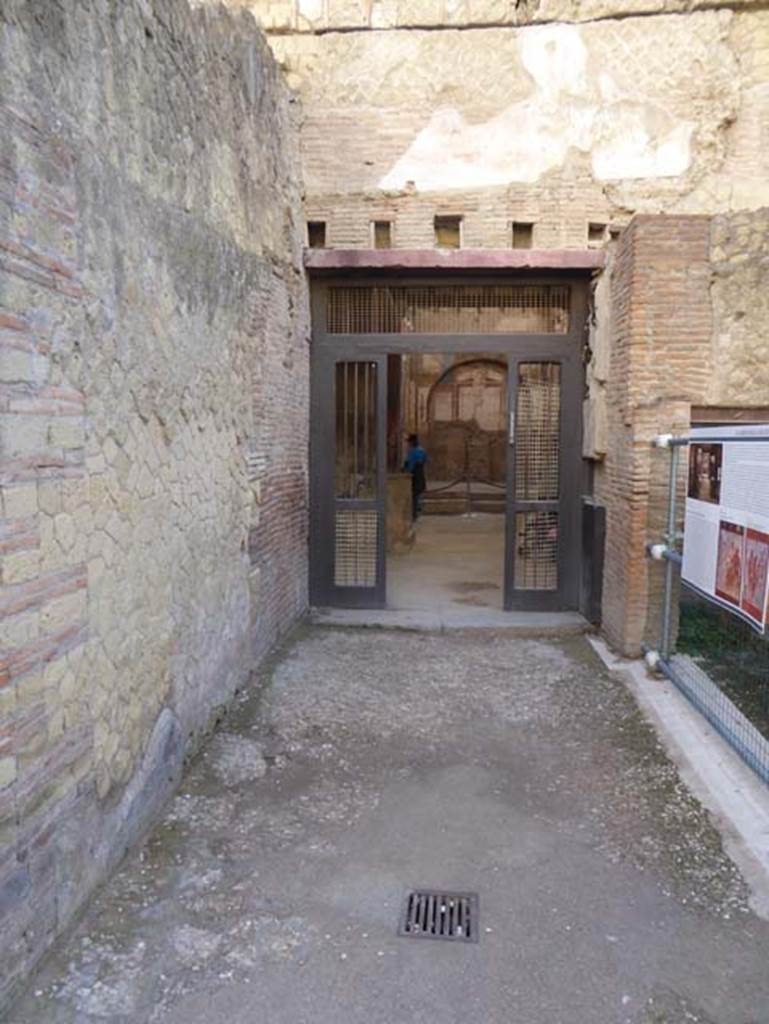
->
<box><xmin>388</xmin><ymin>512</ymin><xmax>505</xmax><ymax>611</ymax></box>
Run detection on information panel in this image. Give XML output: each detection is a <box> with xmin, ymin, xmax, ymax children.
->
<box><xmin>682</xmin><ymin>425</ymin><xmax>769</xmax><ymax>633</ymax></box>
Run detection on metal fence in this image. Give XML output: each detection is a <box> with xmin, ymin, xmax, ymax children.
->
<box><xmin>646</xmin><ymin>433</ymin><xmax>769</xmax><ymax>786</ymax></box>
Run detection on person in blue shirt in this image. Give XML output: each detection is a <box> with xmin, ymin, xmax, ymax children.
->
<box><xmin>403</xmin><ymin>433</ymin><xmax>428</xmax><ymax>520</ymax></box>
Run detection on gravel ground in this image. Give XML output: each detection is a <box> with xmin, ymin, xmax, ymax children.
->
<box><xmin>7</xmin><ymin>627</ymin><xmax>769</xmax><ymax>1024</ymax></box>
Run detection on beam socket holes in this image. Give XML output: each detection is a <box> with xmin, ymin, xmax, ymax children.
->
<box><xmin>307</xmin><ymin>221</ymin><xmax>327</xmax><ymax>248</ymax></box>
<box><xmin>512</xmin><ymin>221</ymin><xmax>534</xmax><ymax>249</ymax></box>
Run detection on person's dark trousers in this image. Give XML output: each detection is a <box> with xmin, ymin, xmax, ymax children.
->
<box><xmin>411</xmin><ymin>476</ymin><xmax>425</xmax><ymax>520</ymax></box>
<box><xmin>410</xmin><ymin>463</ymin><xmax>426</xmax><ymax>520</ymax></box>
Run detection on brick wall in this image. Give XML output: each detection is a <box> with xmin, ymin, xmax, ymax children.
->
<box><xmin>0</xmin><ymin>0</ymin><xmax>308</xmax><ymax>1008</ymax></box>
<box><xmin>600</xmin><ymin>216</ymin><xmax>712</xmax><ymax>654</ymax></box>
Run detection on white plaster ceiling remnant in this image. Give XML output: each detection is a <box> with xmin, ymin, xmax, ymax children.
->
<box><xmin>378</xmin><ymin>24</ymin><xmax>694</xmax><ymax>190</ymax></box>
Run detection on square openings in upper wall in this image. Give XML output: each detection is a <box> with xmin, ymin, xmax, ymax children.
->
<box><xmin>307</xmin><ymin>221</ymin><xmax>327</xmax><ymax>248</ymax></box>
<box><xmin>512</xmin><ymin>222</ymin><xmax>534</xmax><ymax>249</ymax></box>
<box><xmin>372</xmin><ymin>221</ymin><xmax>393</xmax><ymax>249</ymax></box>
<box><xmin>434</xmin><ymin>215</ymin><xmax>462</xmax><ymax>249</ymax></box>
<box><xmin>588</xmin><ymin>222</ymin><xmax>607</xmax><ymax>247</ymax></box>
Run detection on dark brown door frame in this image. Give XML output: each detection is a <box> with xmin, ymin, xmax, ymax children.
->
<box><xmin>309</xmin><ymin>272</ymin><xmax>589</xmax><ymax>611</ymax></box>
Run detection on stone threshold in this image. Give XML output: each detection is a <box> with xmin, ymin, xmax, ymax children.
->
<box><xmin>310</xmin><ymin>607</ymin><xmax>593</xmax><ymax>634</ymax></box>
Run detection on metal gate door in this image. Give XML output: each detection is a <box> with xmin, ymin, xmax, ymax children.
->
<box><xmin>309</xmin><ymin>277</ymin><xmax>587</xmax><ymax>611</ymax></box>
<box><xmin>505</xmin><ymin>351</ymin><xmax>582</xmax><ymax>611</ymax></box>
<box><xmin>310</xmin><ymin>349</ymin><xmax>387</xmax><ymax>607</ymax></box>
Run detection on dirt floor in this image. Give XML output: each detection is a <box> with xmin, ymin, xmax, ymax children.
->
<box><xmin>7</xmin><ymin>627</ymin><xmax>769</xmax><ymax>1024</ymax></box>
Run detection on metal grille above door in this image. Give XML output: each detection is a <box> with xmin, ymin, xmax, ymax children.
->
<box><xmin>327</xmin><ymin>285</ymin><xmax>570</xmax><ymax>335</ymax></box>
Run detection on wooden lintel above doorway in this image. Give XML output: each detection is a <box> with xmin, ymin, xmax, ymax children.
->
<box><xmin>303</xmin><ymin>248</ymin><xmax>606</xmax><ymax>273</ymax></box>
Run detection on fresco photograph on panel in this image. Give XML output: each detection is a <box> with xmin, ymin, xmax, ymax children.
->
<box><xmin>688</xmin><ymin>443</ymin><xmax>723</xmax><ymax>504</ymax></box>
<box><xmin>715</xmin><ymin>521</ymin><xmax>744</xmax><ymax>606</ymax></box>
<box><xmin>741</xmin><ymin>528</ymin><xmax>769</xmax><ymax>627</ymax></box>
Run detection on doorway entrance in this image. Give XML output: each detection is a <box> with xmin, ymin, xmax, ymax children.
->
<box><xmin>388</xmin><ymin>353</ymin><xmax>508</xmax><ymax>612</ymax></box>
<box><xmin>308</xmin><ymin>277</ymin><xmax>587</xmax><ymax>612</ymax></box>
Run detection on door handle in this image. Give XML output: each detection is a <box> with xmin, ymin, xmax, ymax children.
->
<box><xmin>509</xmin><ymin>411</ymin><xmax>515</xmax><ymax>445</ymax></box>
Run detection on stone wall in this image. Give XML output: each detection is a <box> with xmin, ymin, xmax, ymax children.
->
<box><xmin>0</xmin><ymin>0</ymin><xmax>308</xmax><ymax>1007</ymax></box>
<box><xmin>708</xmin><ymin>208</ymin><xmax>769</xmax><ymax>407</ymax></box>
<box><xmin>247</xmin><ymin>2</ymin><xmax>769</xmax><ymax>247</ymax></box>
<box><xmin>249</xmin><ymin>0</ymin><xmax>766</xmax><ymax>32</ymax></box>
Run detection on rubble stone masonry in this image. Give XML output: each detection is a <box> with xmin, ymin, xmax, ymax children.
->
<box><xmin>709</xmin><ymin>208</ymin><xmax>769</xmax><ymax>408</ymax></box>
<box><xmin>0</xmin><ymin>0</ymin><xmax>308</xmax><ymax>1006</ymax></box>
<box><xmin>249</xmin><ymin>1</ymin><xmax>769</xmax><ymax>244</ymax></box>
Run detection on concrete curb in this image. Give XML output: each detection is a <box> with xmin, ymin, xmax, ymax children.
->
<box><xmin>589</xmin><ymin>635</ymin><xmax>769</xmax><ymax>919</ymax></box>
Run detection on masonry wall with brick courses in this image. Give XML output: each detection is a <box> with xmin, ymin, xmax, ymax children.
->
<box><xmin>252</xmin><ymin>3</ymin><xmax>769</xmax><ymax>249</ymax></box>
<box><xmin>708</xmin><ymin>208</ymin><xmax>769</xmax><ymax>408</ymax></box>
<box><xmin>599</xmin><ymin>216</ymin><xmax>713</xmax><ymax>655</ymax></box>
<box><xmin>0</xmin><ymin>0</ymin><xmax>308</xmax><ymax>1007</ymax></box>
<box><xmin>247</xmin><ymin>0</ymin><xmax>767</xmax><ymax>32</ymax></box>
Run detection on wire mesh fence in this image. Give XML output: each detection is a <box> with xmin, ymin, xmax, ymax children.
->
<box><xmin>649</xmin><ymin>432</ymin><xmax>769</xmax><ymax>786</ymax></box>
<box><xmin>670</xmin><ymin>588</ymin><xmax>769</xmax><ymax>783</ymax></box>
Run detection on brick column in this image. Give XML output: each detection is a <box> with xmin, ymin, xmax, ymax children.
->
<box><xmin>601</xmin><ymin>216</ymin><xmax>712</xmax><ymax>655</ymax></box>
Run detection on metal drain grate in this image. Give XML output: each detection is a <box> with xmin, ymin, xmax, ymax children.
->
<box><xmin>398</xmin><ymin>890</ymin><xmax>479</xmax><ymax>943</ymax></box>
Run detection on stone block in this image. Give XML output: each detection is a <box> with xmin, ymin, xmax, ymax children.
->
<box><xmin>52</xmin><ymin>514</ymin><xmax>76</xmax><ymax>554</ymax></box>
<box><xmin>1</xmin><ymin>549</ymin><xmax>41</xmax><ymax>586</ymax></box>
<box><xmin>0</xmin><ymin>415</ymin><xmax>49</xmax><ymax>460</ymax></box>
<box><xmin>0</xmin><ymin>347</ymin><xmax>34</xmax><ymax>384</ymax></box>
<box><xmin>48</xmin><ymin>420</ymin><xmax>85</xmax><ymax>450</ymax></box>
<box><xmin>1</xmin><ymin>485</ymin><xmax>38</xmax><ymax>519</ymax></box>
<box><xmin>582</xmin><ymin>395</ymin><xmax>608</xmax><ymax>460</ymax></box>
<box><xmin>0</xmin><ymin>758</ymin><xmax>17</xmax><ymax>789</ymax></box>
<box><xmin>39</xmin><ymin>591</ymin><xmax>87</xmax><ymax>634</ymax></box>
<box><xmin>37</xmin><ymin>481</ymin><xmax>62</xmax><ymax>517</ymax></box>
<box><xmin>0</xmin><ymin>608</ymin><xmax>40</xmax><ymax>650</ymax></box>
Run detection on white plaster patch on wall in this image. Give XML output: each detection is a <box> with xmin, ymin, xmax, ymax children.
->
<box><xmin>378</xmin><ymin>23</ymin><xmax>694</xmax><ymax>190</ymax></box>
<box><xmin>298</xmin><ymin>0</ymin><xmax>325</xmax><ymax>21</ymax></box>
<box><xmin>592</xmin><ymin>107</ymin><xmax>692</xmax><ymax>180</ymax></box>
<box><xmin>521</xmin><ymin>23</ymin><xmax>590</xmax><ymax>98</ymax></box>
